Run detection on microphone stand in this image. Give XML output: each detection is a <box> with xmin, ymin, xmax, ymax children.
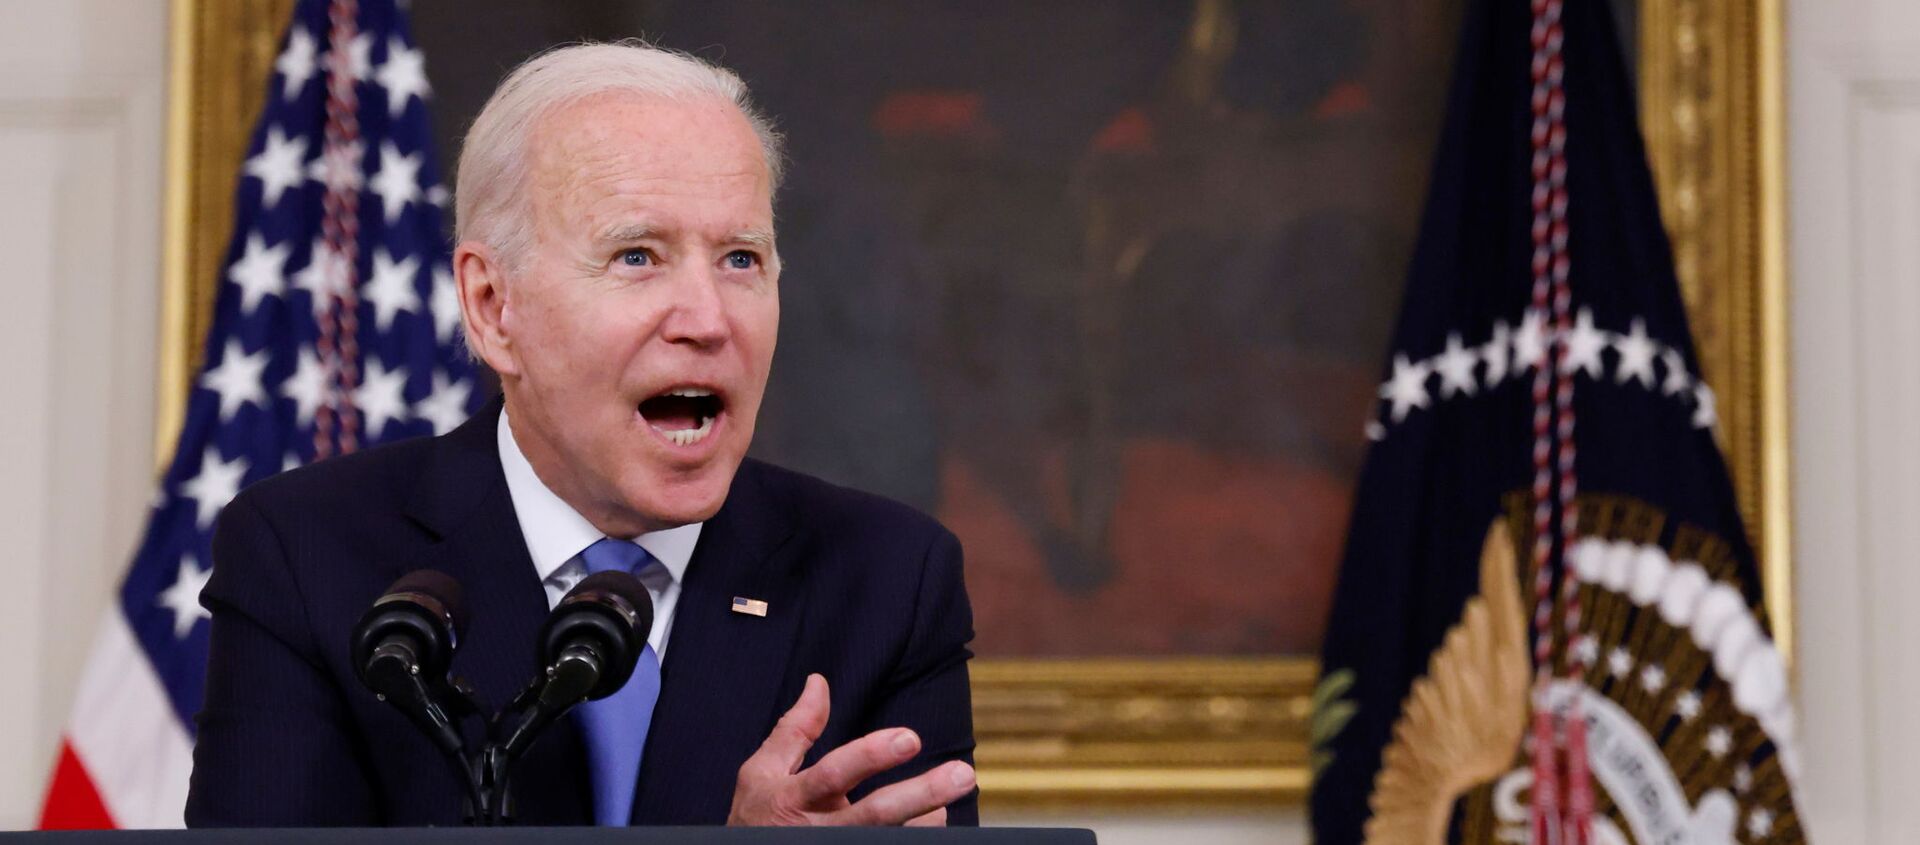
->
<box><xmin>432</xmin><ymin>679</ymin><xmax>493</xmax><ymax>824</ymax></box>
<box><xmin>363</xmin><ymin>647</ymin><xmax>494</xmax><ymax>824</ymax></box>
<box><xmin>409</xmin><ymin>674</ymin><xmax>519</xmax><ymax>826</ymax></box>
<box><xmin>467</xmin><ymin>647</ymin><xmax>603</xmax><ymax>825</ymax></box>
<box><xmin>375</xmin><ymin>575</ymin><xmax>644</xmax><ymax>825</ymax></box>
<box><xmin>376</xmin><ymin>650</ymin><xmax>610</xmax><ymax>824</ymax></box>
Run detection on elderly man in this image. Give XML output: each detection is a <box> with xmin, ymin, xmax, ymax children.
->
<box><xmin>186</xmin><ymin>42</ymin><xmax>977</xmax><ymax>827</ymax></box>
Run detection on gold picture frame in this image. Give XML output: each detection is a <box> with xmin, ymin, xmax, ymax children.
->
<box><xmin>157</xmin><ymin>0</ymin><xmax>1788</xmax><ymax>808</ymax></box>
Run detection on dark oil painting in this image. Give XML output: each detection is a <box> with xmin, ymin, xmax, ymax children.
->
<box><xmin>415</xmin><ymin>0</ymin><xmax>1480</xmax><ymax>658</ymax></box>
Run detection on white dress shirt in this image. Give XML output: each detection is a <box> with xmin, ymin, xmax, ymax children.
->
<box><xmin>497</xmin><ymin>408</ymin><xmax>702</xmax><ymax>659</ymax></box>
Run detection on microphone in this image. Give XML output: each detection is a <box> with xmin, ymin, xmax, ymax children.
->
<box><xmin>495</xmin><ymin>571</ymin><xmax>653</xmax><ymax>760</ymax></box>
<box><xmin>538</xmin><ymin>570</ymin><xmax>654</xmax><ymax>705</ymax></box>
<box><xmin>344</xmin><ymin>568</ymin><xmax>660</xmax><ymax>826</ymax></box>
<box><xmin>479</xmin><ymin>570</ymin><xmax>654</xmax><ymax>823</ymax></box>
<box><xmin>350</xmin><ymin>570</ymin><xmax>476</xmax><ymax>774</ymax></box>
<box><xmin>352</xmin><ymin>570</ymin><xmax>468</xmax><ymax>692</ymax></box>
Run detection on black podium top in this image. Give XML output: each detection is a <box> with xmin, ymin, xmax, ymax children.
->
<box><xmin>11</xmin><ymin>829</ymin><xmax>1093</xmax><ymax>844</ymax></box>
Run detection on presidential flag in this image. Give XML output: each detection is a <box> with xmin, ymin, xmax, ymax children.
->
<box><xmin>39</xmin><ymin>0</ymin><xmax>481</xmax><ymax>827</ymax></box>
<box><xmin>1309</xmin><ymin>1</ymin><xmax>1804</xmax><ymax>843</ymax></box>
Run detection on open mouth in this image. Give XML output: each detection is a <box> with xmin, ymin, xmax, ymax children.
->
<box><xmin>638</xmin><ymin>387</ymin><xmax>725</xmax><ymax>447</ymax></box>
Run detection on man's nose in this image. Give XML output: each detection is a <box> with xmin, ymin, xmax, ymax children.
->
<box><xmin>660</xmin><ymin>269</ymin><xmax>731</xmax><ymax>348</ymax></box>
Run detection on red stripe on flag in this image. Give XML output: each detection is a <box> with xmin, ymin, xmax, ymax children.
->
<box><xmin>38</xmin><ymin>739</ymin><xmax>117</xmax><ymax>830</ymax></box>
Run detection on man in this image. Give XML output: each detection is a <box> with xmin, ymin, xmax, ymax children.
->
<box><xmin>186</xmin><ymin>42</ymin><xmax>978</xmax><ymax>827</ymax></box>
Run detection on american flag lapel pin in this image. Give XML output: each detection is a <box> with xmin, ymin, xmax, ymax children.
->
<box><xmin>731</xmin><ymin>596</ymin><xmax>769</xmax><ymax>617</ymax></box>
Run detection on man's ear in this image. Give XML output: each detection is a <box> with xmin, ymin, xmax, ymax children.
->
<box><xmin>453</xmin><ymin>242</ymin><xmax>519</xmax><ymax>377</ymax></box>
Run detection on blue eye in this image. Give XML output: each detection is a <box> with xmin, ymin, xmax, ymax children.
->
<box><xmin>725</xmin><ymin>250</ymin><xmax>758</xmax><ymax>270</ymax></box>
<box><xmin>619</xmin><ymin>249</ymin><xmax>652</xmax><ymax>267</ymax></box>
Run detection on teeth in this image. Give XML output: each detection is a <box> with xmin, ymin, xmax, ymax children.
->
<box><xmin>654</xmin><ymin>415</ymin><xmax>715</xmax><ymax>447</ymax></box>
<box><xmin>666</xmin><ymin>387</ymin><xmax>714</xmax><ymax>398</ymax></box>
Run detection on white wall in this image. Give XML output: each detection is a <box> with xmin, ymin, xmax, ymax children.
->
<box><xmin>0</xmin><ymin>0</ymin><xmax>168</xmax><ymax>830</ymax></box>
<box><xmin>1787</xmin><ymin>0</ymin><xmax>1920</xmax><ymax>841</ymax></box>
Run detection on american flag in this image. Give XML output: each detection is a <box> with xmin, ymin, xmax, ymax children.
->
<box><xmin>39</xmin><ymin>0</ymin><xmax>481</xmax><ymax>827</ymax></box>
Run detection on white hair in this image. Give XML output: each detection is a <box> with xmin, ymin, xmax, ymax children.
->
<box><xmin>454</xmin><ymin>40</ymin><xmax>785</xmax><ymax>273</ymax></box>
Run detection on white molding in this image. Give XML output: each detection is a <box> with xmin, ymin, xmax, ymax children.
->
<box><xmin>1789</xmin><ymin>11</ymin><xmax>1920</xmax><ymax>838</ymax></box>
<box><xmin>0</xmin><ymin>1</ymin><xmax>166</xmax><ymax>826</ymax></box>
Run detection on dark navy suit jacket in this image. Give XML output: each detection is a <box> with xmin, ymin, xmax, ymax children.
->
<box><xmin>185</xmin><ymin>401</ymin><xmax>977</xmax><ymax>826</ymax></box>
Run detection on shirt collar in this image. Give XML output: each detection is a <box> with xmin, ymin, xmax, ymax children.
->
<box><xmin>497</xmin><ymin>407</ymin><xmax>700</xmax><ymax>584</ymax></box>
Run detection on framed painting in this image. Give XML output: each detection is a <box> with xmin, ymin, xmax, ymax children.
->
<box><xmin>158</xmin><ymin>0</ymin><xmax>1787</xmax><ymax>807</ymax></box>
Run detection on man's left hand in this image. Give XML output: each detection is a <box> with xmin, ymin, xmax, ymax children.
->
<box><xmin>727</xmin><ymin>674</ymin><xmax>976</xmax><ymax>826</ymax></box>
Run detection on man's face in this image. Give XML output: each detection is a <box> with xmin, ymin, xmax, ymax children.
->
<box><xmin>465</xmin><ymin>92</ymin><xmax>779</xmax><ymax>536</ymax></box>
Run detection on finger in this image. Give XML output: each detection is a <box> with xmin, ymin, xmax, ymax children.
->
<box><xmin>794</xmin><ymin>728</ymin><xmax>920</xmax><ymax>806</ymax></box>
<box><xmin>750</xmin><ymin>674</ymin><xmax>831</xmax><ymax>776</ymax></box>
<box><xmin>834</xmin><ymin>761</ymin><xmax>975</xmax><ymax>827</ymax></box>
<box><xmin>906</xmin><ymin>808</ymin><xmax>947</xmax><ymax>828</ymax></box>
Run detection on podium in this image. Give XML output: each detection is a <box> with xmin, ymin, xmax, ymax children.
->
<box><xmin>14</xmin><ymin>830</ymin><xmax>1094</xmax><ymax>844</ymax></box>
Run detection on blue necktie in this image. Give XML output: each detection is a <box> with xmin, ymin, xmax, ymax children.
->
<box><xmin>574</xmin><ymin>538</ymin><xmax>663</xmax><ymax>826</ymax></box>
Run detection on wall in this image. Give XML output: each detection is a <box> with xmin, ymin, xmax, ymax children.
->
<box><xmin>0</xmin><ymin>0</ymin><xmax>168</xmax><ymax>831</ymax></box>
<box><xmin>1787</xmin><ymin>0</ymin><xmax>1920</xmax><ymax>841</ymax></box>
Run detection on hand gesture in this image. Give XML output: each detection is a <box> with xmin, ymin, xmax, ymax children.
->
<box><xmin>728</xmin><ymin>674</ymin><xmax>976</xmax><ymax>826</ymax></box>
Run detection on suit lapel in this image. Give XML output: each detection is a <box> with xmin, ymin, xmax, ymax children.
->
<box><xmin>400</xmin><ymin>406</ymin><xmax>803</xmax><ymax>824</ymax></box>
<box><xmin>401</xmin><ymin>399</ymin><xmax>593</xmax><ymax>823</ymax></box>
<box><xmin>632</xmin><ymin>459</ymin><xmax>807</xmax><ymax>824</ymax></box>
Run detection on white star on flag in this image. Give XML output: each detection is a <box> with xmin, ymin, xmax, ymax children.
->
<box><xmin>245</xmin><ymin>125</ymin><xmax>309</xmax><ymax>209</ymax></box>
<box><xmin>1481</xmin><ymin>320</ymin><xmax>1511</xmax><ymax>387</ymax></box>
<box><xmin>375</xmin><ymin>37</ymin><xmax>431</xmax><ymax>118</ymax></box>
<box><xmin>328</xmin><ymin>31</ymin><xmax>374</xmax><ymax>82</ymax></box>
<box><xmin>1608</xmin><ymin>647</ymin><xmax>1634</xmax><ymax>678</ymax></box>
<box><xmin>1379</xmin><ymin>354</ymin><xmax>1431</xmax><ymax>422</ymax></box>
<box><xmin>281</xmin><ymin>348</ymin><xmax>331</xmax><ymax>426</ymax></box>
<box><xmin>1746</xmin><ymin>808</ymin><xmax>1774</xmax><ymax>838</ymax></box>
<box><xmin>227</xmin><ymin>232</ymin><xmax>292</xmax><ymax>315</ymax></box>
<box><xmin>1661</xmin><ymin>347</ymin><xmax>1692</xmax><ymax>396</ymax></box>
<box><xmin>156</xmin><ymin>555</ymin><xmax>213</xmax><ymax>639</ymax></box>
<box><xmin>365</xmin><ymin>249</ymin><xmax>422</xmax><ymax>331</ymax></box>
<box><xmin>1705</xmin><ymin>725</ymin><xmax>1734</xmax><ymax>757</ymax></box>
<box><xmin>354</xmin><ymin>357</ymin><xmax>411</xmax><ymax>438</ymax></box>
<box><xmin>307</xmin><ymin>138</ymin><xmax>364</xmax><ymax>193</ymax></box>
<box><xmin>1570</xmin><ymin>634</ymin><xmax>1599</xmax><ymax>666</ymax></box>
<box><xmin>1433</xmin><ymin>332</ymin><xmax>1479</xmax><ymax>398</ymax></box>
<box><xmin>431</xmin><ymin>266</ymin><xmax>462</xmax><ymax>344</ymax></box>
<box><xmin>200</xmin><ymin>340</ymin><xmax>270</xmax><ymax>421</ymax></box>
<box><xmin>370</xmin><ymin>142</ymin><xmax>423</xmax><ymax>225</ymax></box>
<box><xmin>417</xmin><ymin>370</ymin><xmax>473</xmax><ymax>435</ymax></box>
<box><xmin>179</xmin><ymin>447</ymin><xmax>249</xmax><ymax>529</ymax></box>
<box><xmin>1639</xmin><ymin>663</ymin><xmax>1667</xmax><ymax>693</ymax></box>
<box><xmin>1673</xmin><ymin>690</ymin><xmax>1703</xmax><ymax>721</ymax></box>
<box><xmin>1562</xmin><ymin>307</ymin><xmax>1607</xmax><ymax>378</ymax></box>
<box><xmin>292</xmin><ymin>237</ymin><xmax>350</xmax><ymax>317</ymax></box>
<box><xmin>1513</xmin><ymin>308</ymin><xmax>1548</xmax><ymax>374</ymax></box>
<box><xmin>275</xmin><ymin>26</ymin><xmax>318</xmax><ymax>98</ymax></box>
<box><xmin>1364</xmin><ymin>306</ymin><xmax>1733</xmax><ymax>439</ymax></box>
<box><xmin>1613</xmin><ymin>317</ymin><xmax>1658</xmax><ymax>387</ymax></box>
